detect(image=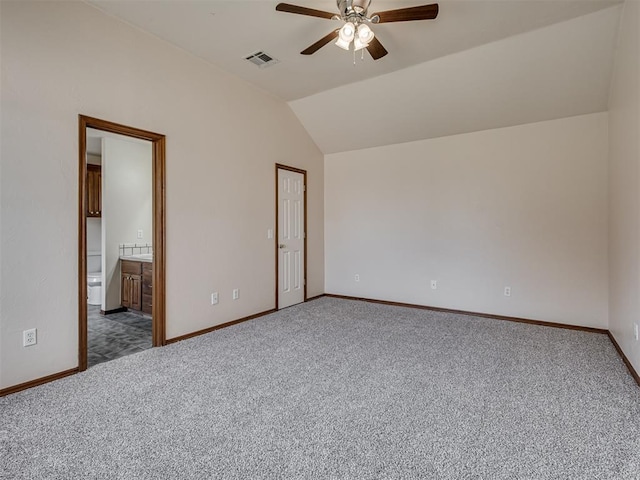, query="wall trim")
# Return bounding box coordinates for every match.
[2,298,320,394]
[166,308,278,344]
[100,307,127,315]
[324,293,608,334]
[325,293,640,387]
[305,294,325,302]
[607,331,640,387]
[167,295,325,345]
[4,295,637,395]
[0,368,79,397]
